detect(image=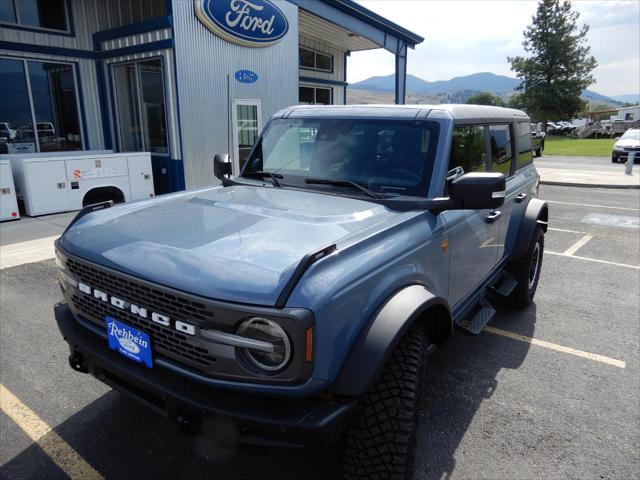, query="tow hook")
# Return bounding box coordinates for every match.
[68,352,89,373]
